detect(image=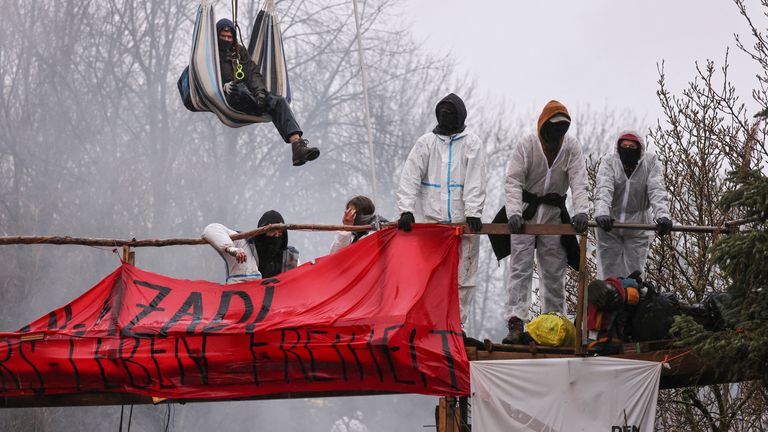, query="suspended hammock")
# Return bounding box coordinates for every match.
[178,0,292,128]
[249,0,292,103]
